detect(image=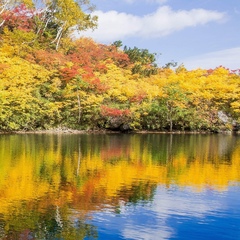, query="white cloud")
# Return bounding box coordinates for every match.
[148,0,168,4]
[123,0,135,3]
[182,47,240,70]
[78,6,225,43]
[121,186,223,240]
[80,10,141,41]
[144,0,169,4]
[122,226,172,240]
[124,0,168,4]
